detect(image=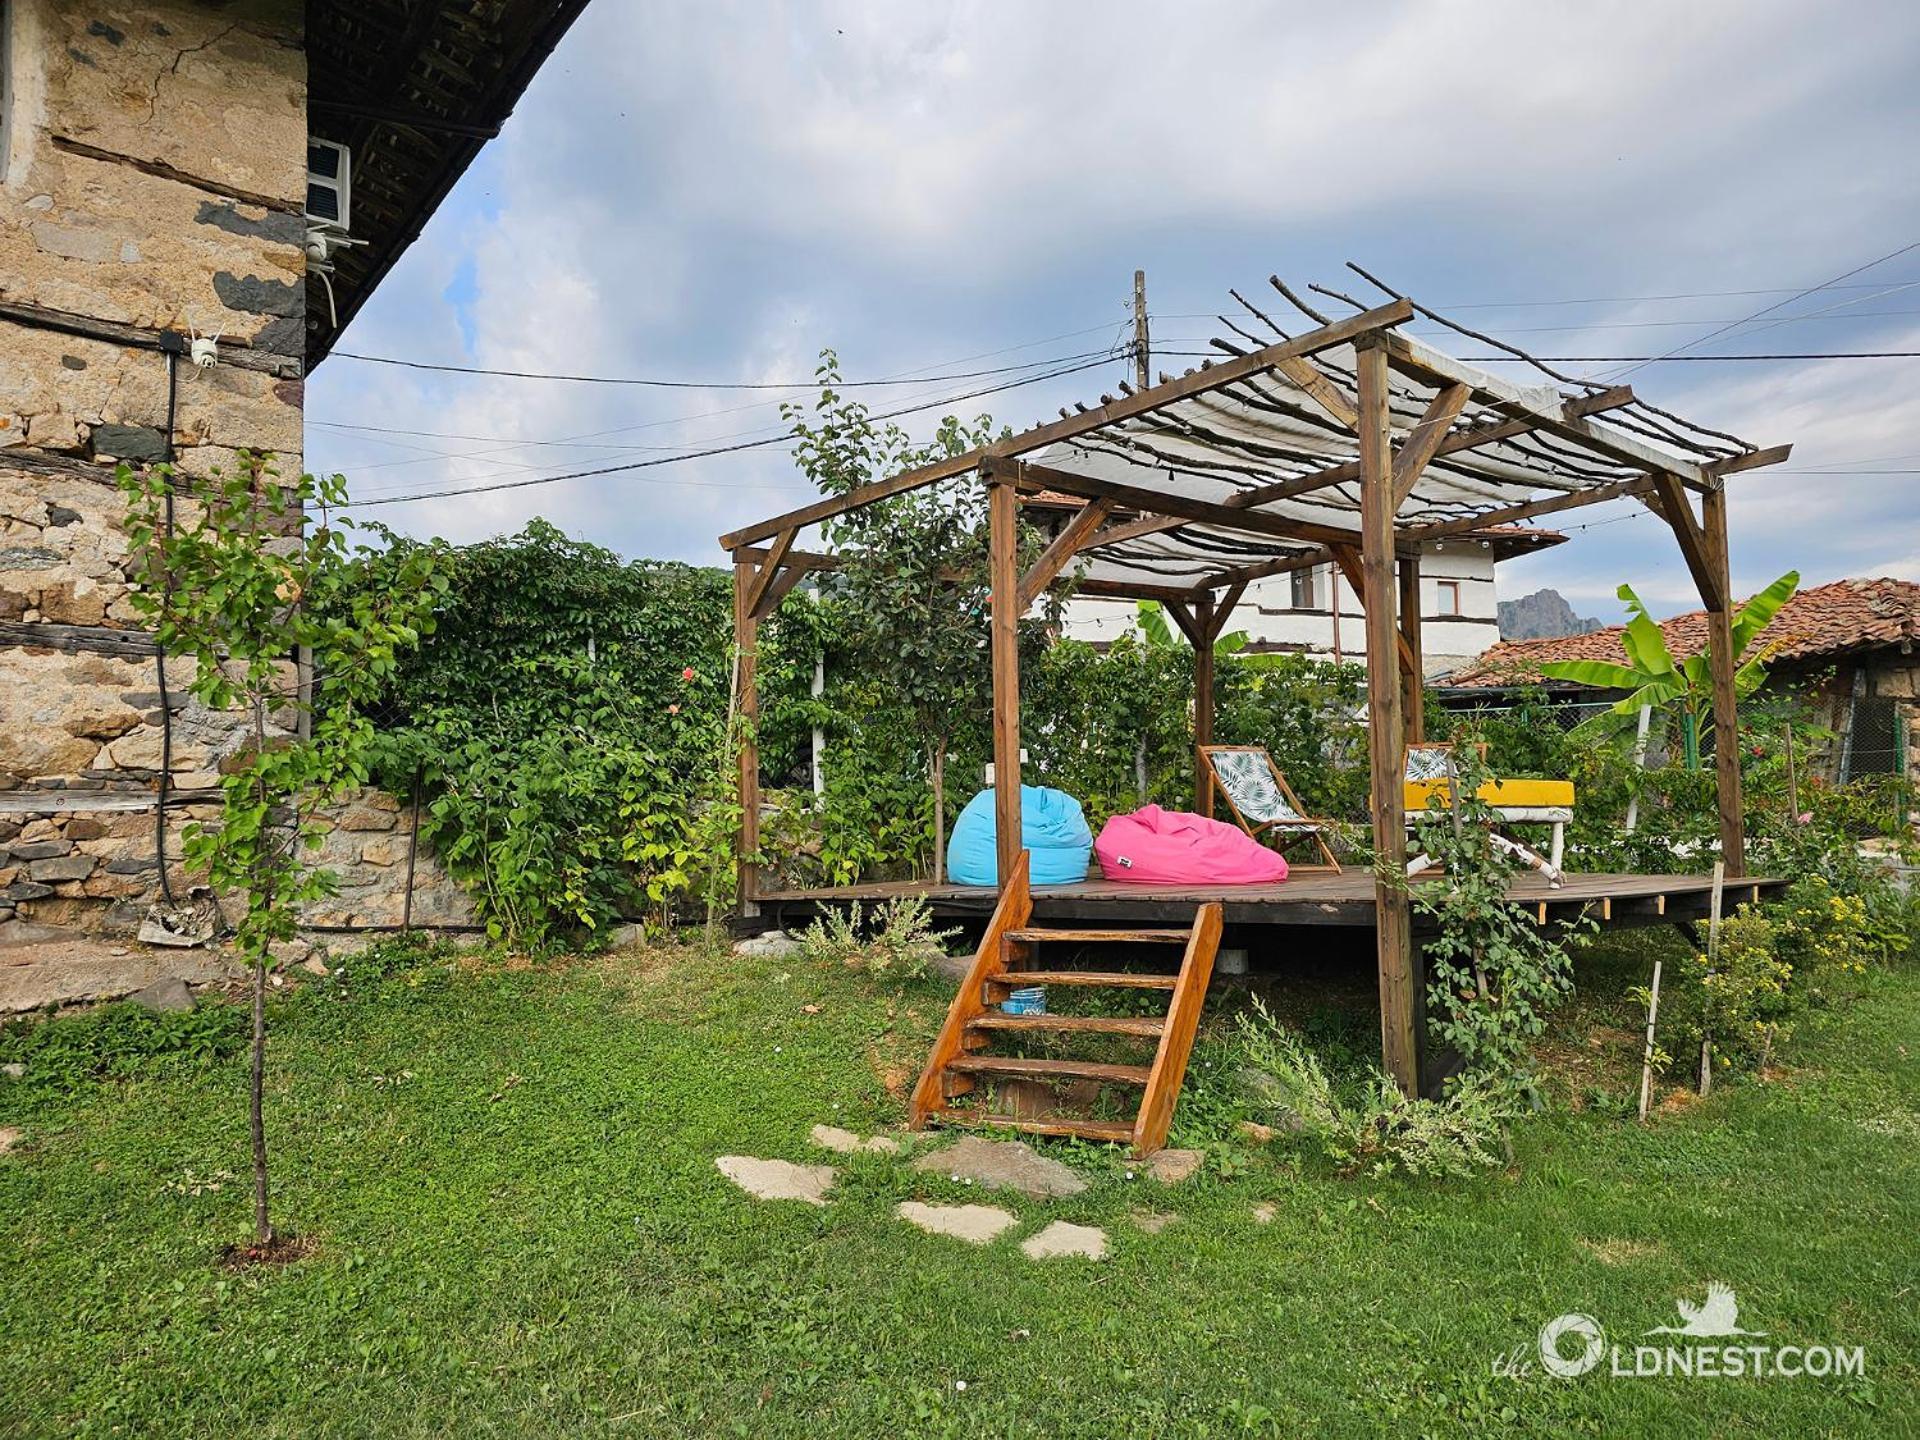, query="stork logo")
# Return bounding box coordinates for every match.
[1503,1286,1865,1381]
[1645,1281,1764,1339]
